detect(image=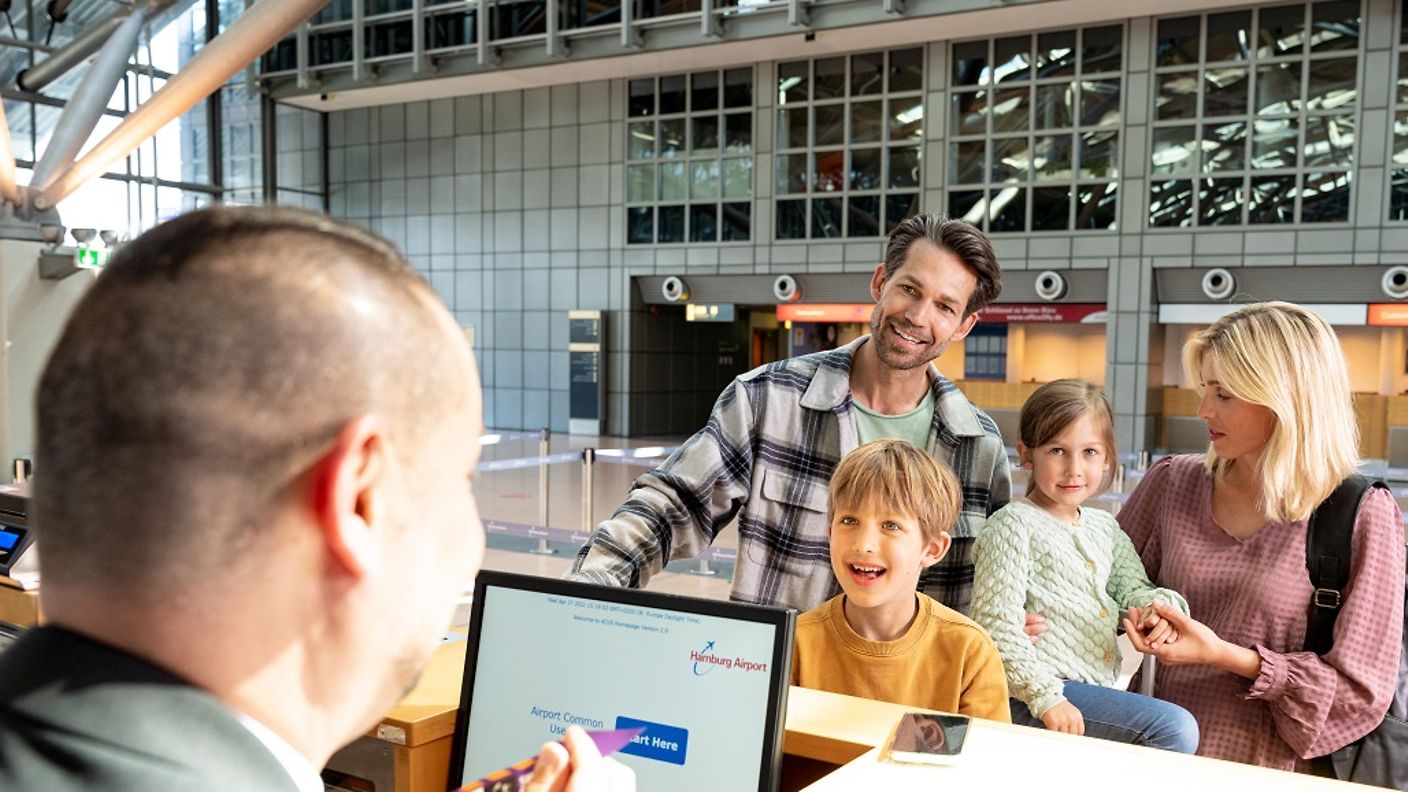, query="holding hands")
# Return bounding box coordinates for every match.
[1128,602,1180,647]
[1122,601,1262,679]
